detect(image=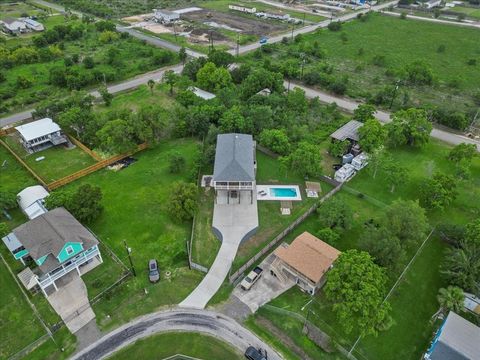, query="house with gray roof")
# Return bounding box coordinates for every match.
[2,208,102,296]
[213,133,256,204]
[424,311,480,360]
